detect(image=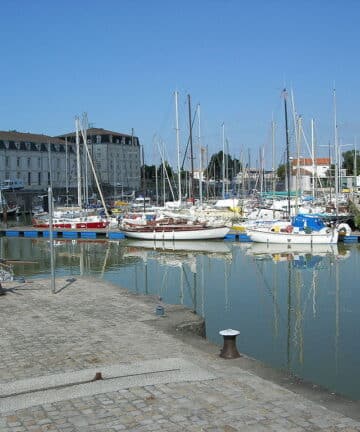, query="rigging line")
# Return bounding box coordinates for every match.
[181,104,198,170]
[181,264,196,306]
[159,266,170,298]
[252,258,286,324]
[294,261,325,322]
